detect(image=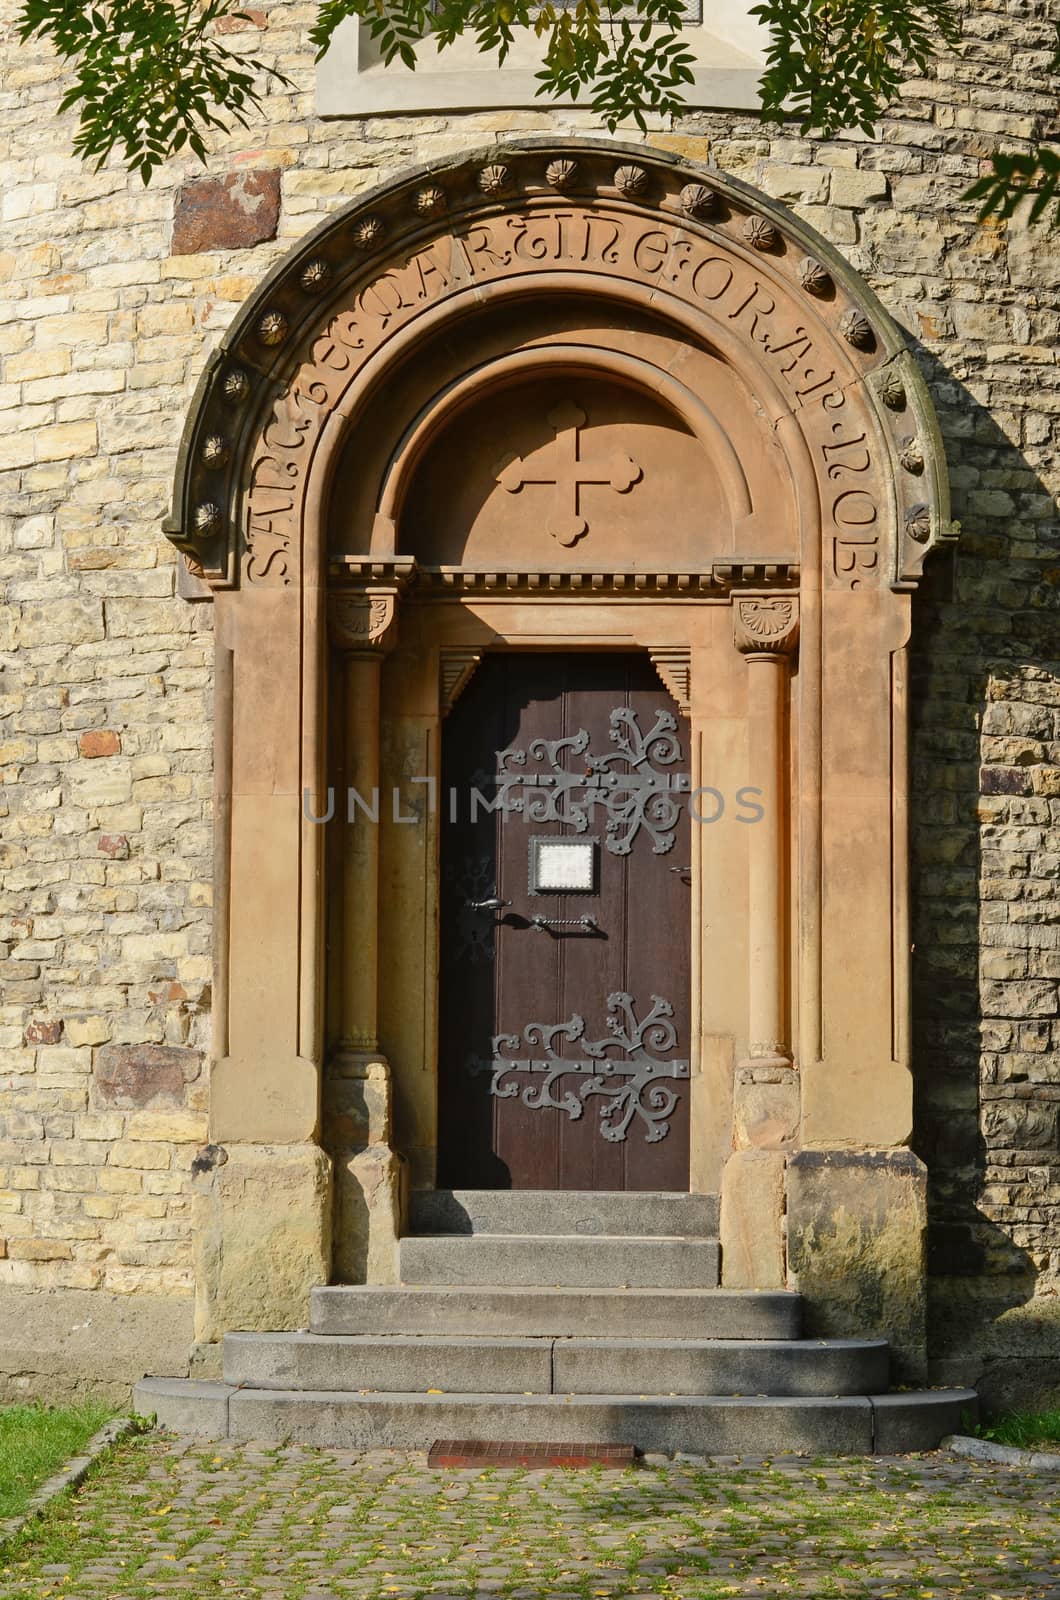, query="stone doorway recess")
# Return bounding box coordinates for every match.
[166,138,954,1387]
